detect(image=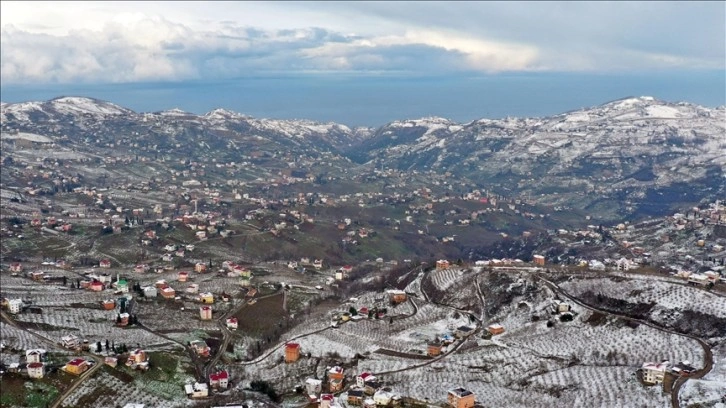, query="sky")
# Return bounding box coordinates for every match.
[1,1,724,126]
